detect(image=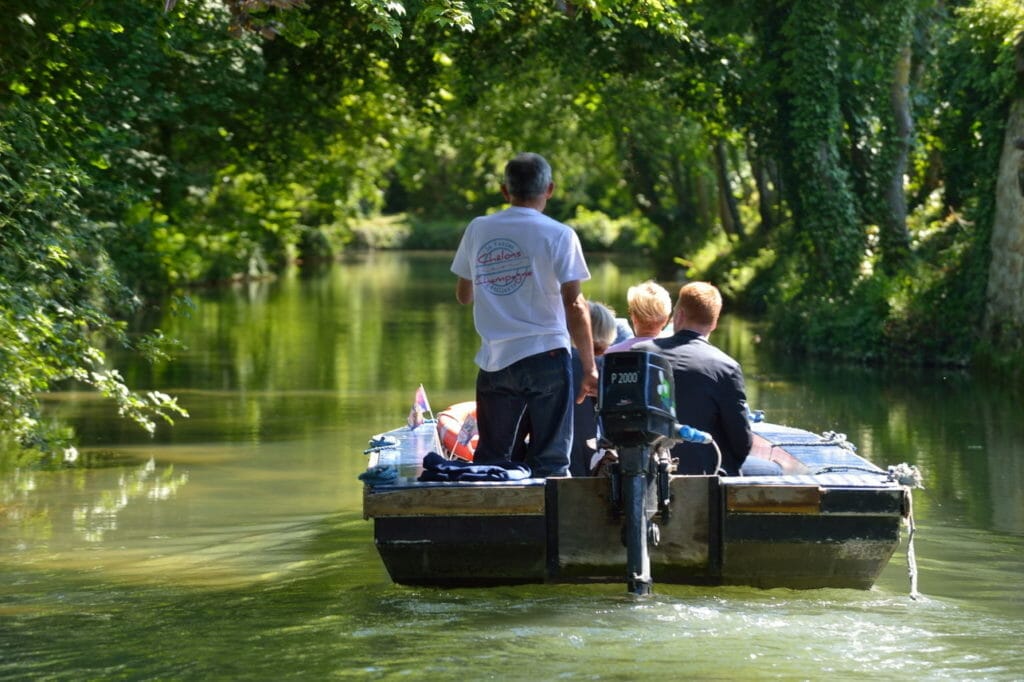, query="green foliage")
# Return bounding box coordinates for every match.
[342,214,478,251]
[312,206,663,255]
[688,162,992,366]
[687,233,781,312]
[2,0,1024,456]
[775,0,863,292]
[937,0,1024,212]
[349,0,514,40]
[767,254,983,367]
[349,214,413,250]
[0,101,188,455]
[771,278,892,363]
[760,203,988,365]
[405,218,469,251]
[188,169,317,279]
[568,207,623,251]
[729,0,1023,367]
[566,207,659,253]
[887,207,991,365]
